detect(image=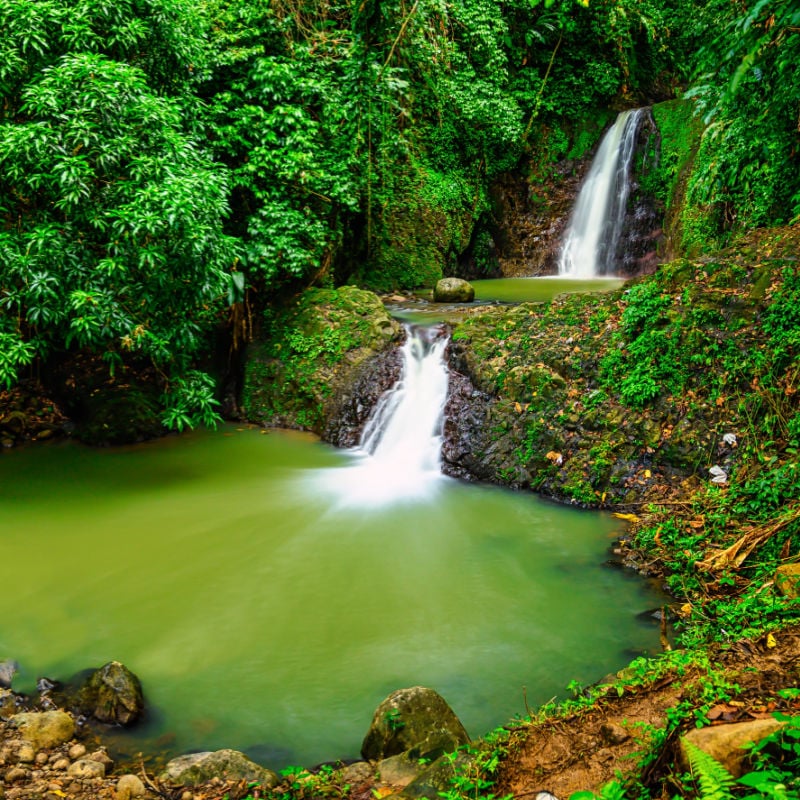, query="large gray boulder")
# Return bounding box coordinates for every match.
[162,749,279,788]
[77,661,144,725]
[361,686,470,761]
[12,710,75,749]
[433,278,475,303]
